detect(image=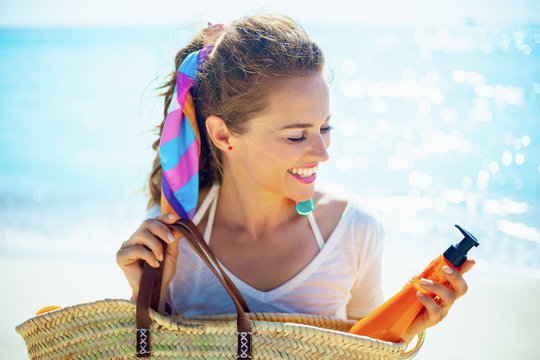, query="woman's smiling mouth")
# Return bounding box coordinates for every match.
[288,164,318,183]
